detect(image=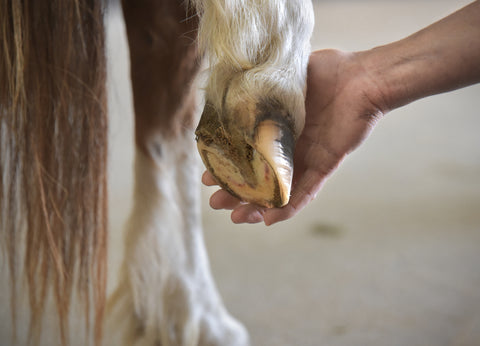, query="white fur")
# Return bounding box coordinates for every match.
[195,0,314,135]
[107,134,249,346]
